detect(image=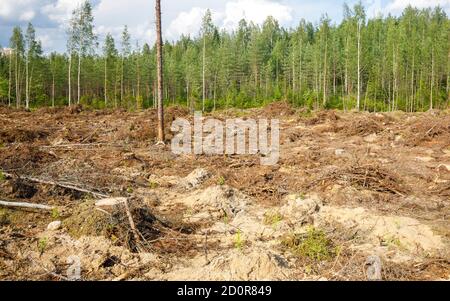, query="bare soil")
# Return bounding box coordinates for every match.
[0,103,449,281]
